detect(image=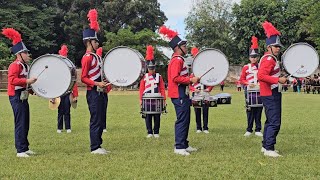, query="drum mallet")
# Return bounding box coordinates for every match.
[287,65,304,78]
[200,66,214,79]
[37,65,48,78]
